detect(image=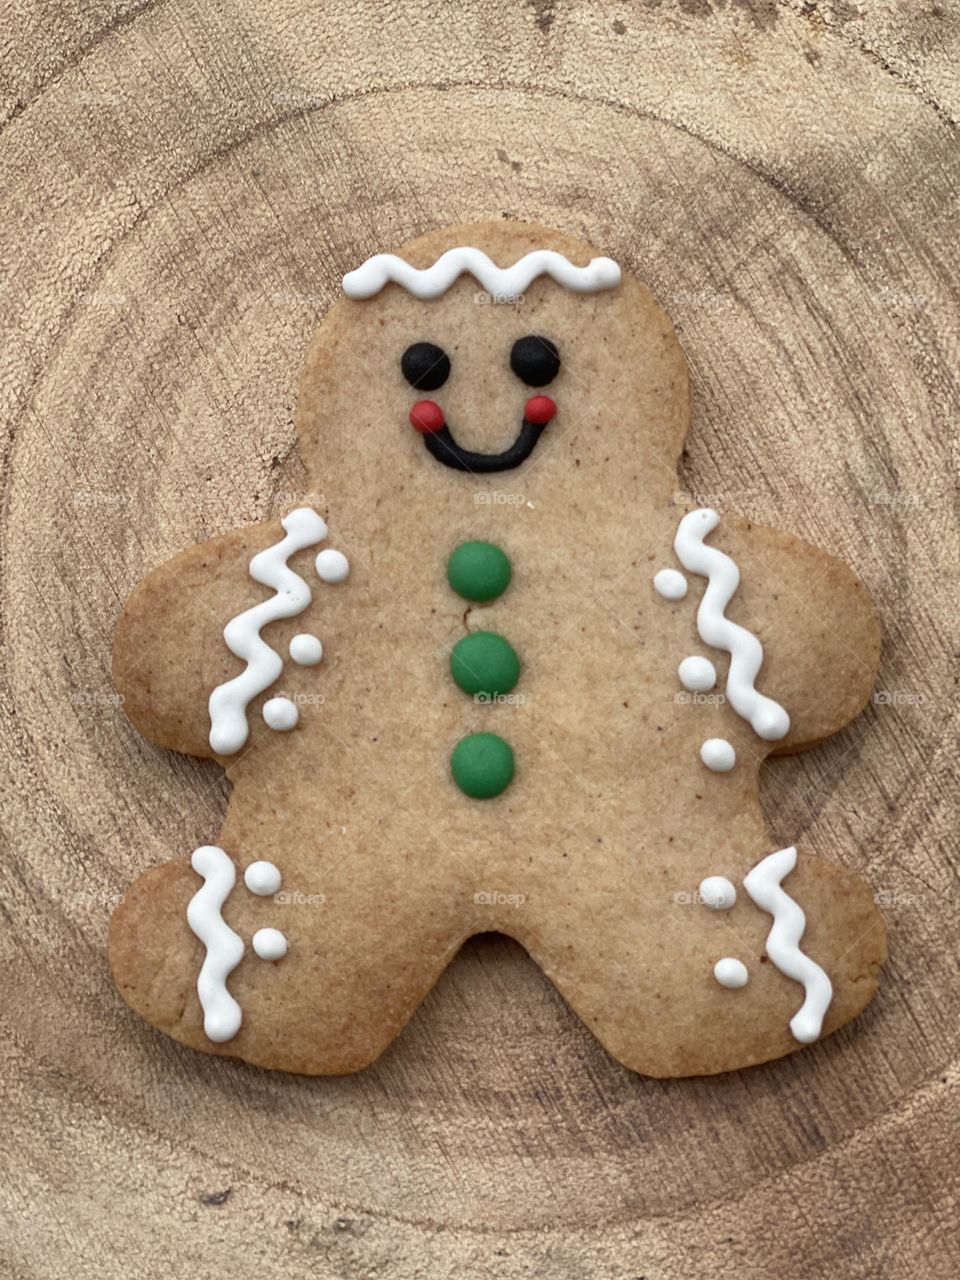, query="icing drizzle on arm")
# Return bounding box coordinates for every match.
[342,247,621,300]
[186,846,245,1043]
[673,508,790,742]
[743,846,833,1043]
[208,508,328,754]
